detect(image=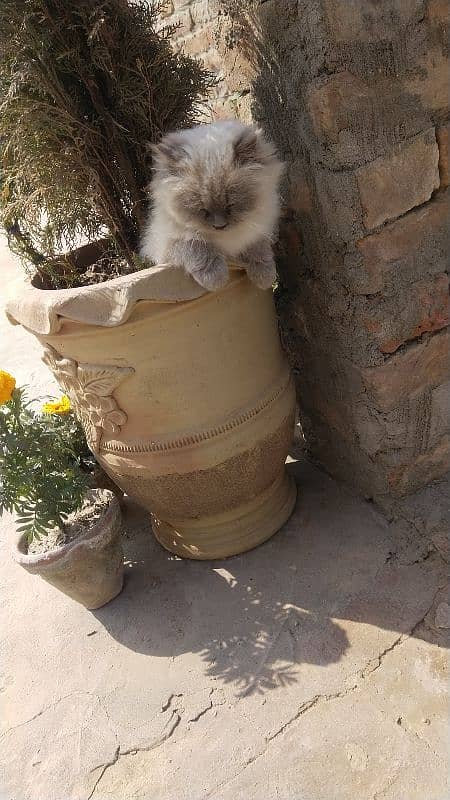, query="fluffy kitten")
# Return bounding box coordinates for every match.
[140,120,284,291]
